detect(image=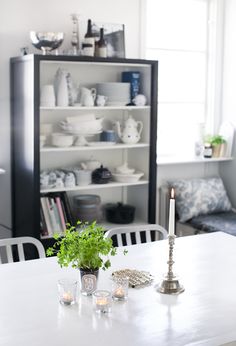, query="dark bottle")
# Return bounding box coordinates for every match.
[203,143,213,158]
[84,19,95,55]
[85,19,93,38]
[96,28,107,58]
